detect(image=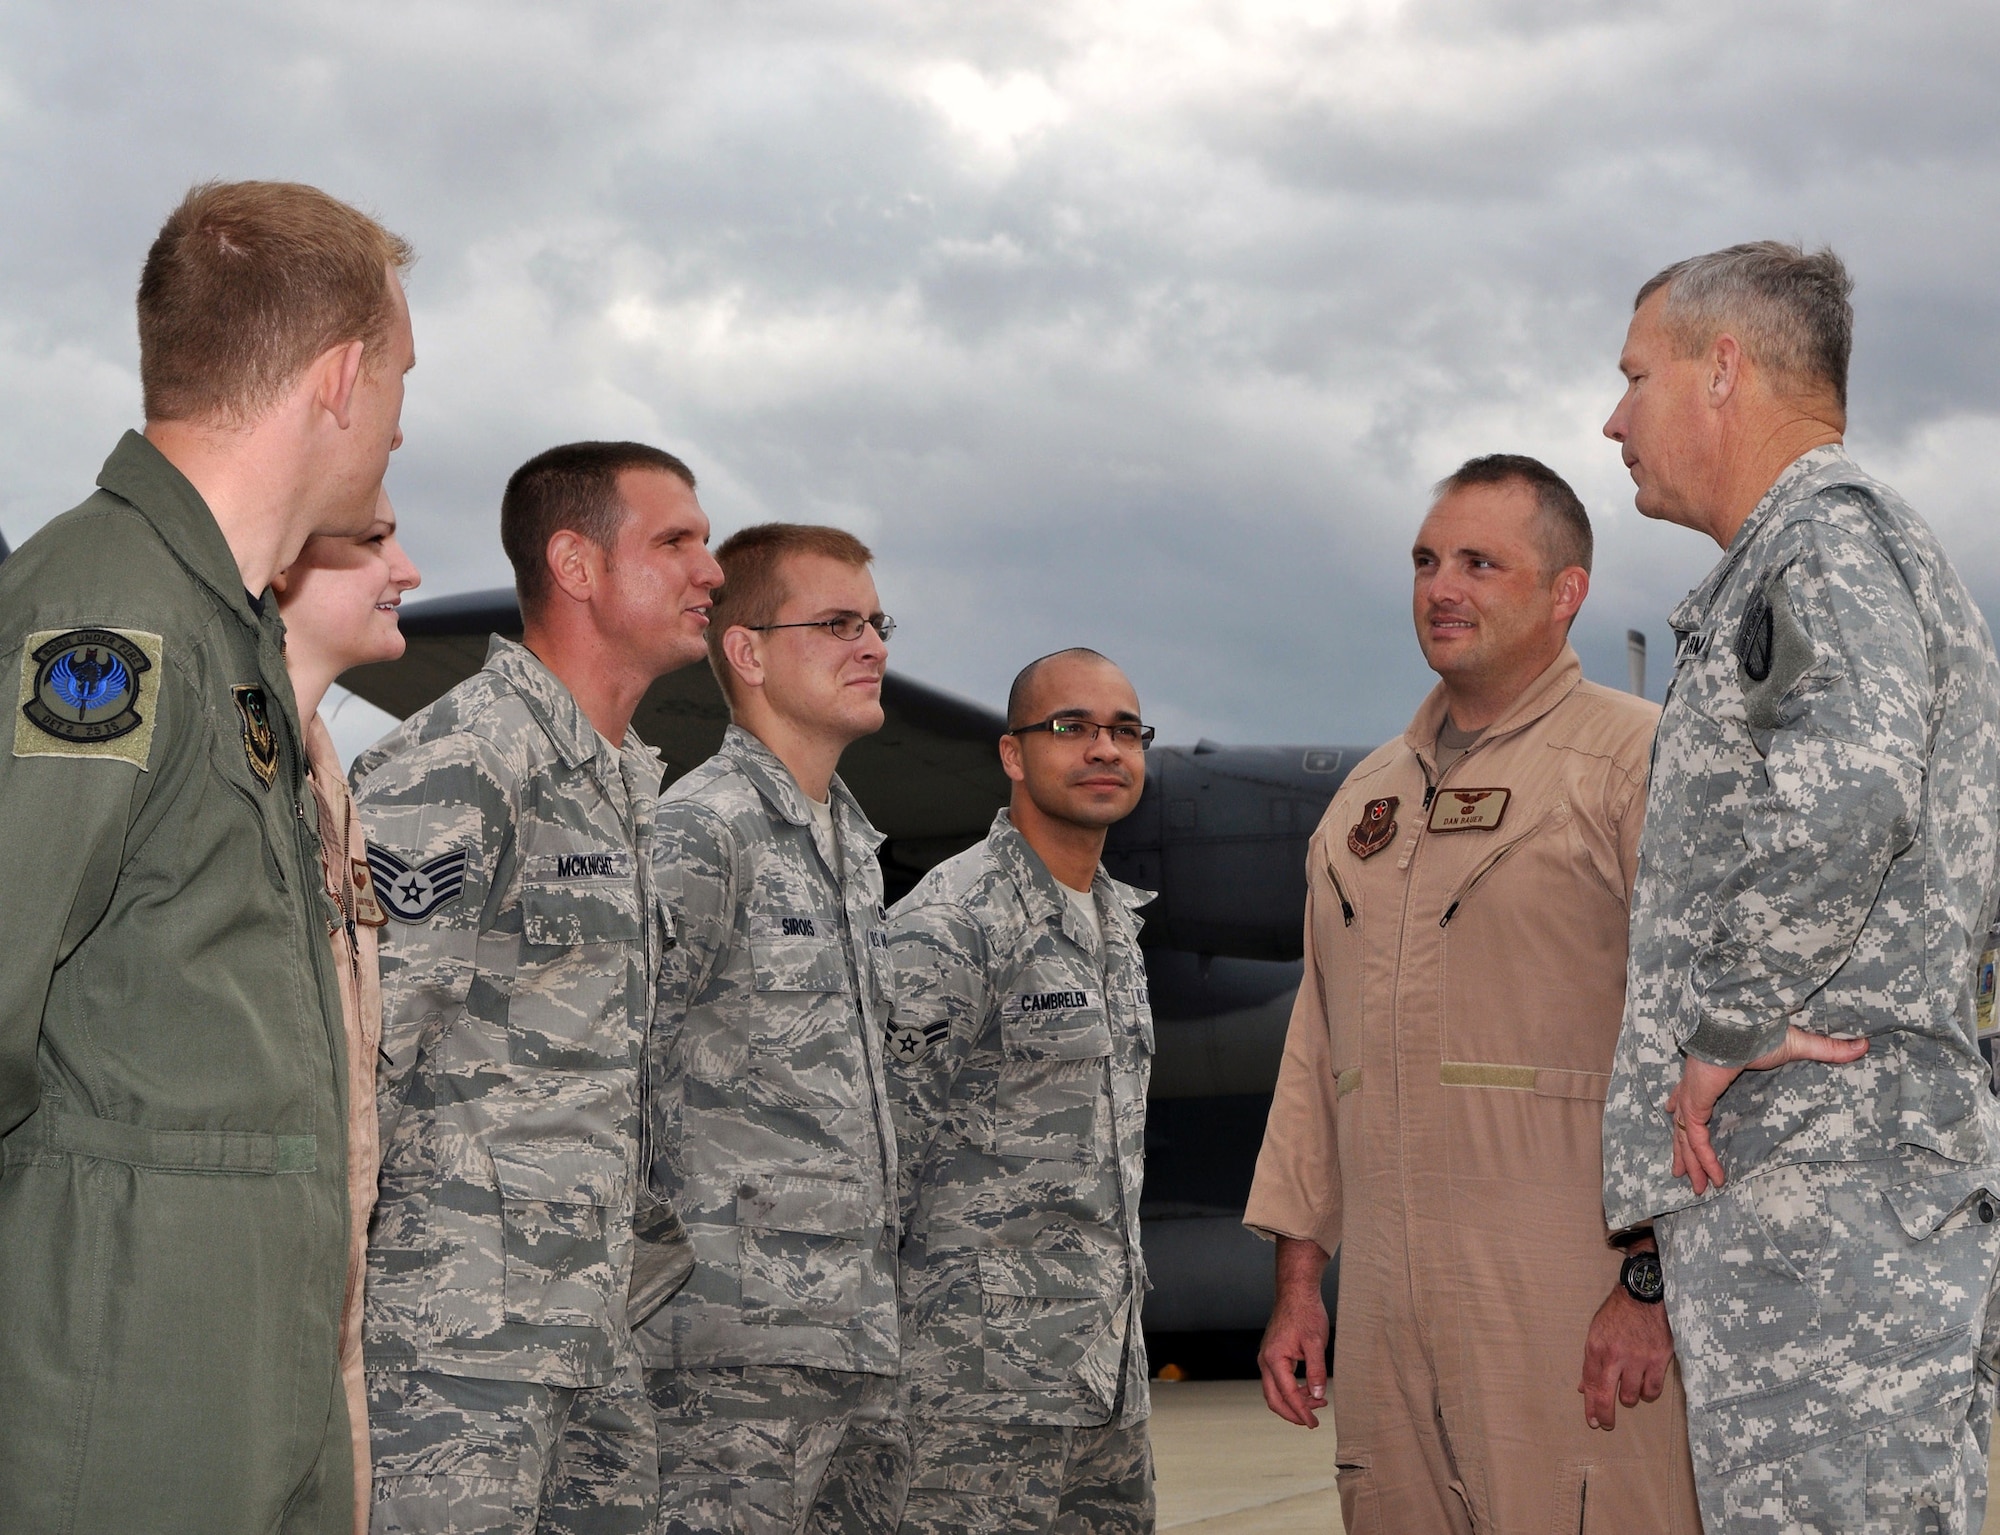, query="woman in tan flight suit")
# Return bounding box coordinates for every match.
[274,488,422,1535]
